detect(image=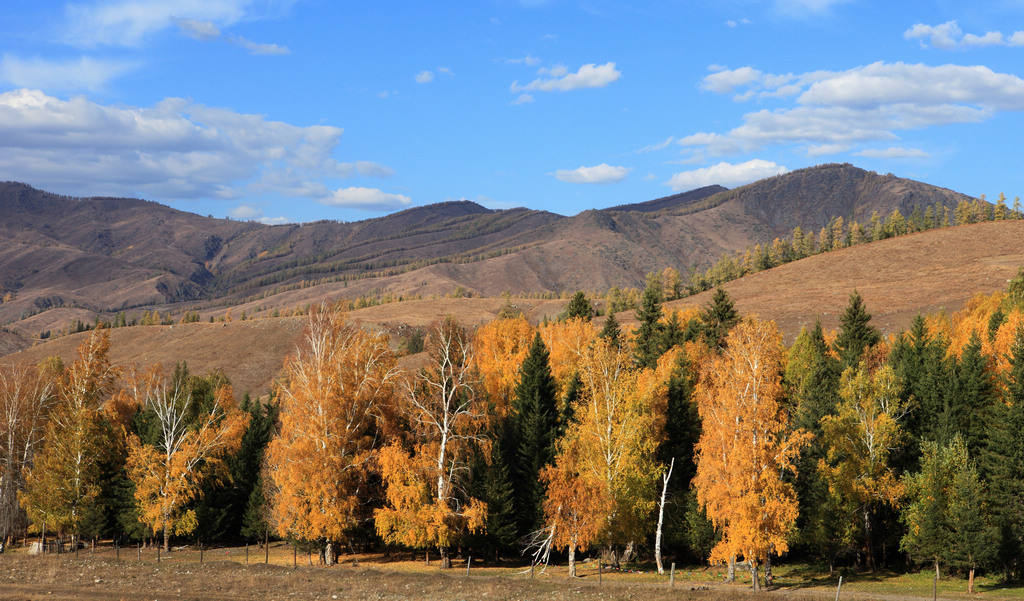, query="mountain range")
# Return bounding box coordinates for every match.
[0,163,975,354]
